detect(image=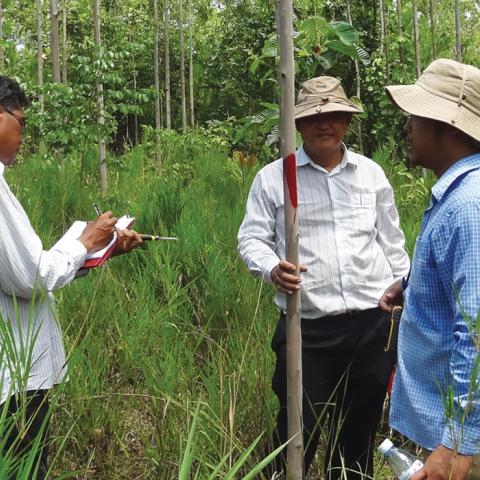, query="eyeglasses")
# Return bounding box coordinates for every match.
[4,108,26,130]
